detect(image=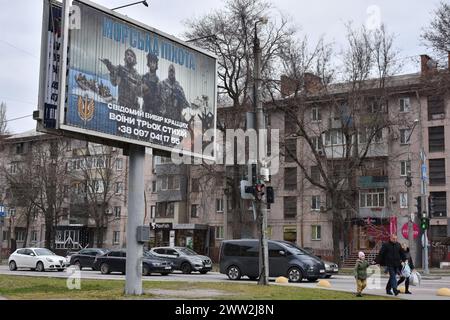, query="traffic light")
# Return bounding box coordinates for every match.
[415,196,422,218]
[266,186,274,204]
[428,195,436,216]
[420,217,430,230]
